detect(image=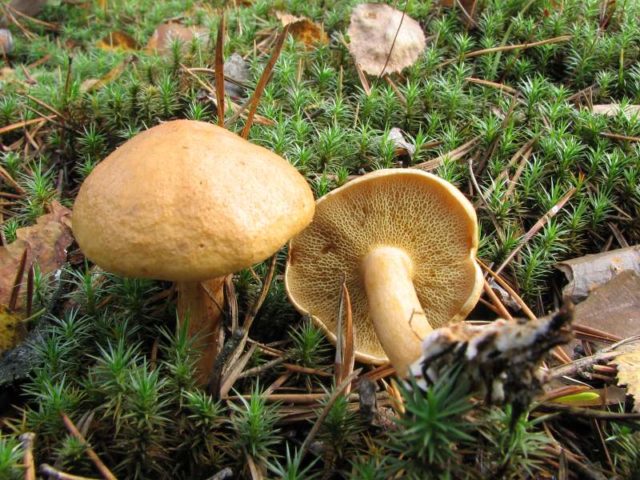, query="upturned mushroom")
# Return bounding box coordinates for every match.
[285,169,483,376]
[73,120,315,383]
